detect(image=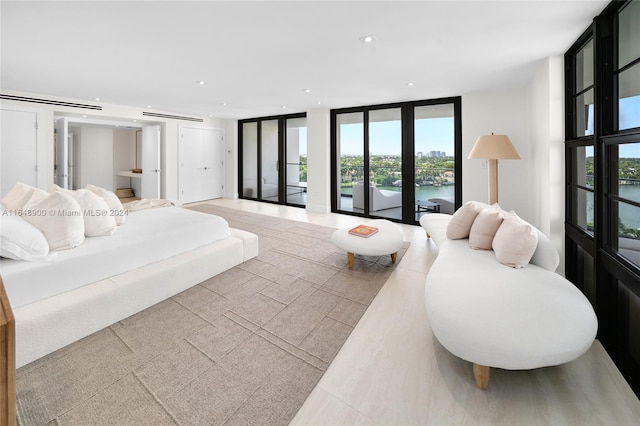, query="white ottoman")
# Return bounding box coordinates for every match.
[331,219,403,268]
